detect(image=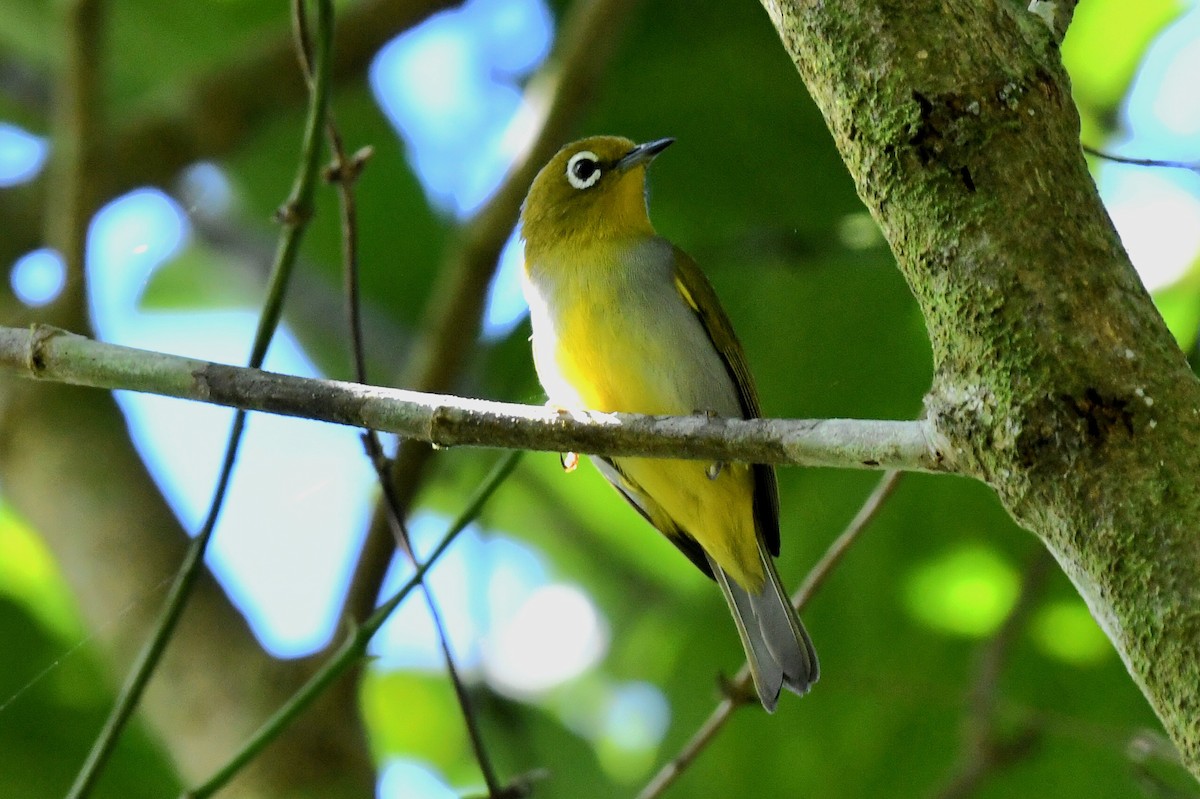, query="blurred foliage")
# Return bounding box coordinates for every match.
[0,505,180,798]
[1152,253,1200,354]
[1062,0,1185,134]
[0,0,1195,797]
